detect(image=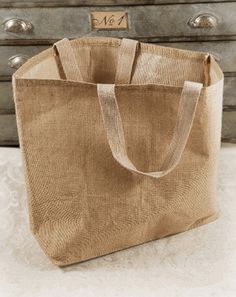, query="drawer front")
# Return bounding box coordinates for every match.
[0,45,49,77]
[222,110,236,142]
[161,41,236,74]
[0,114,18,145]
[0,82,14,111]
[1,1,232,8]
[224,77,236,106]
[1,4,236,42]
[1,41,236,77]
